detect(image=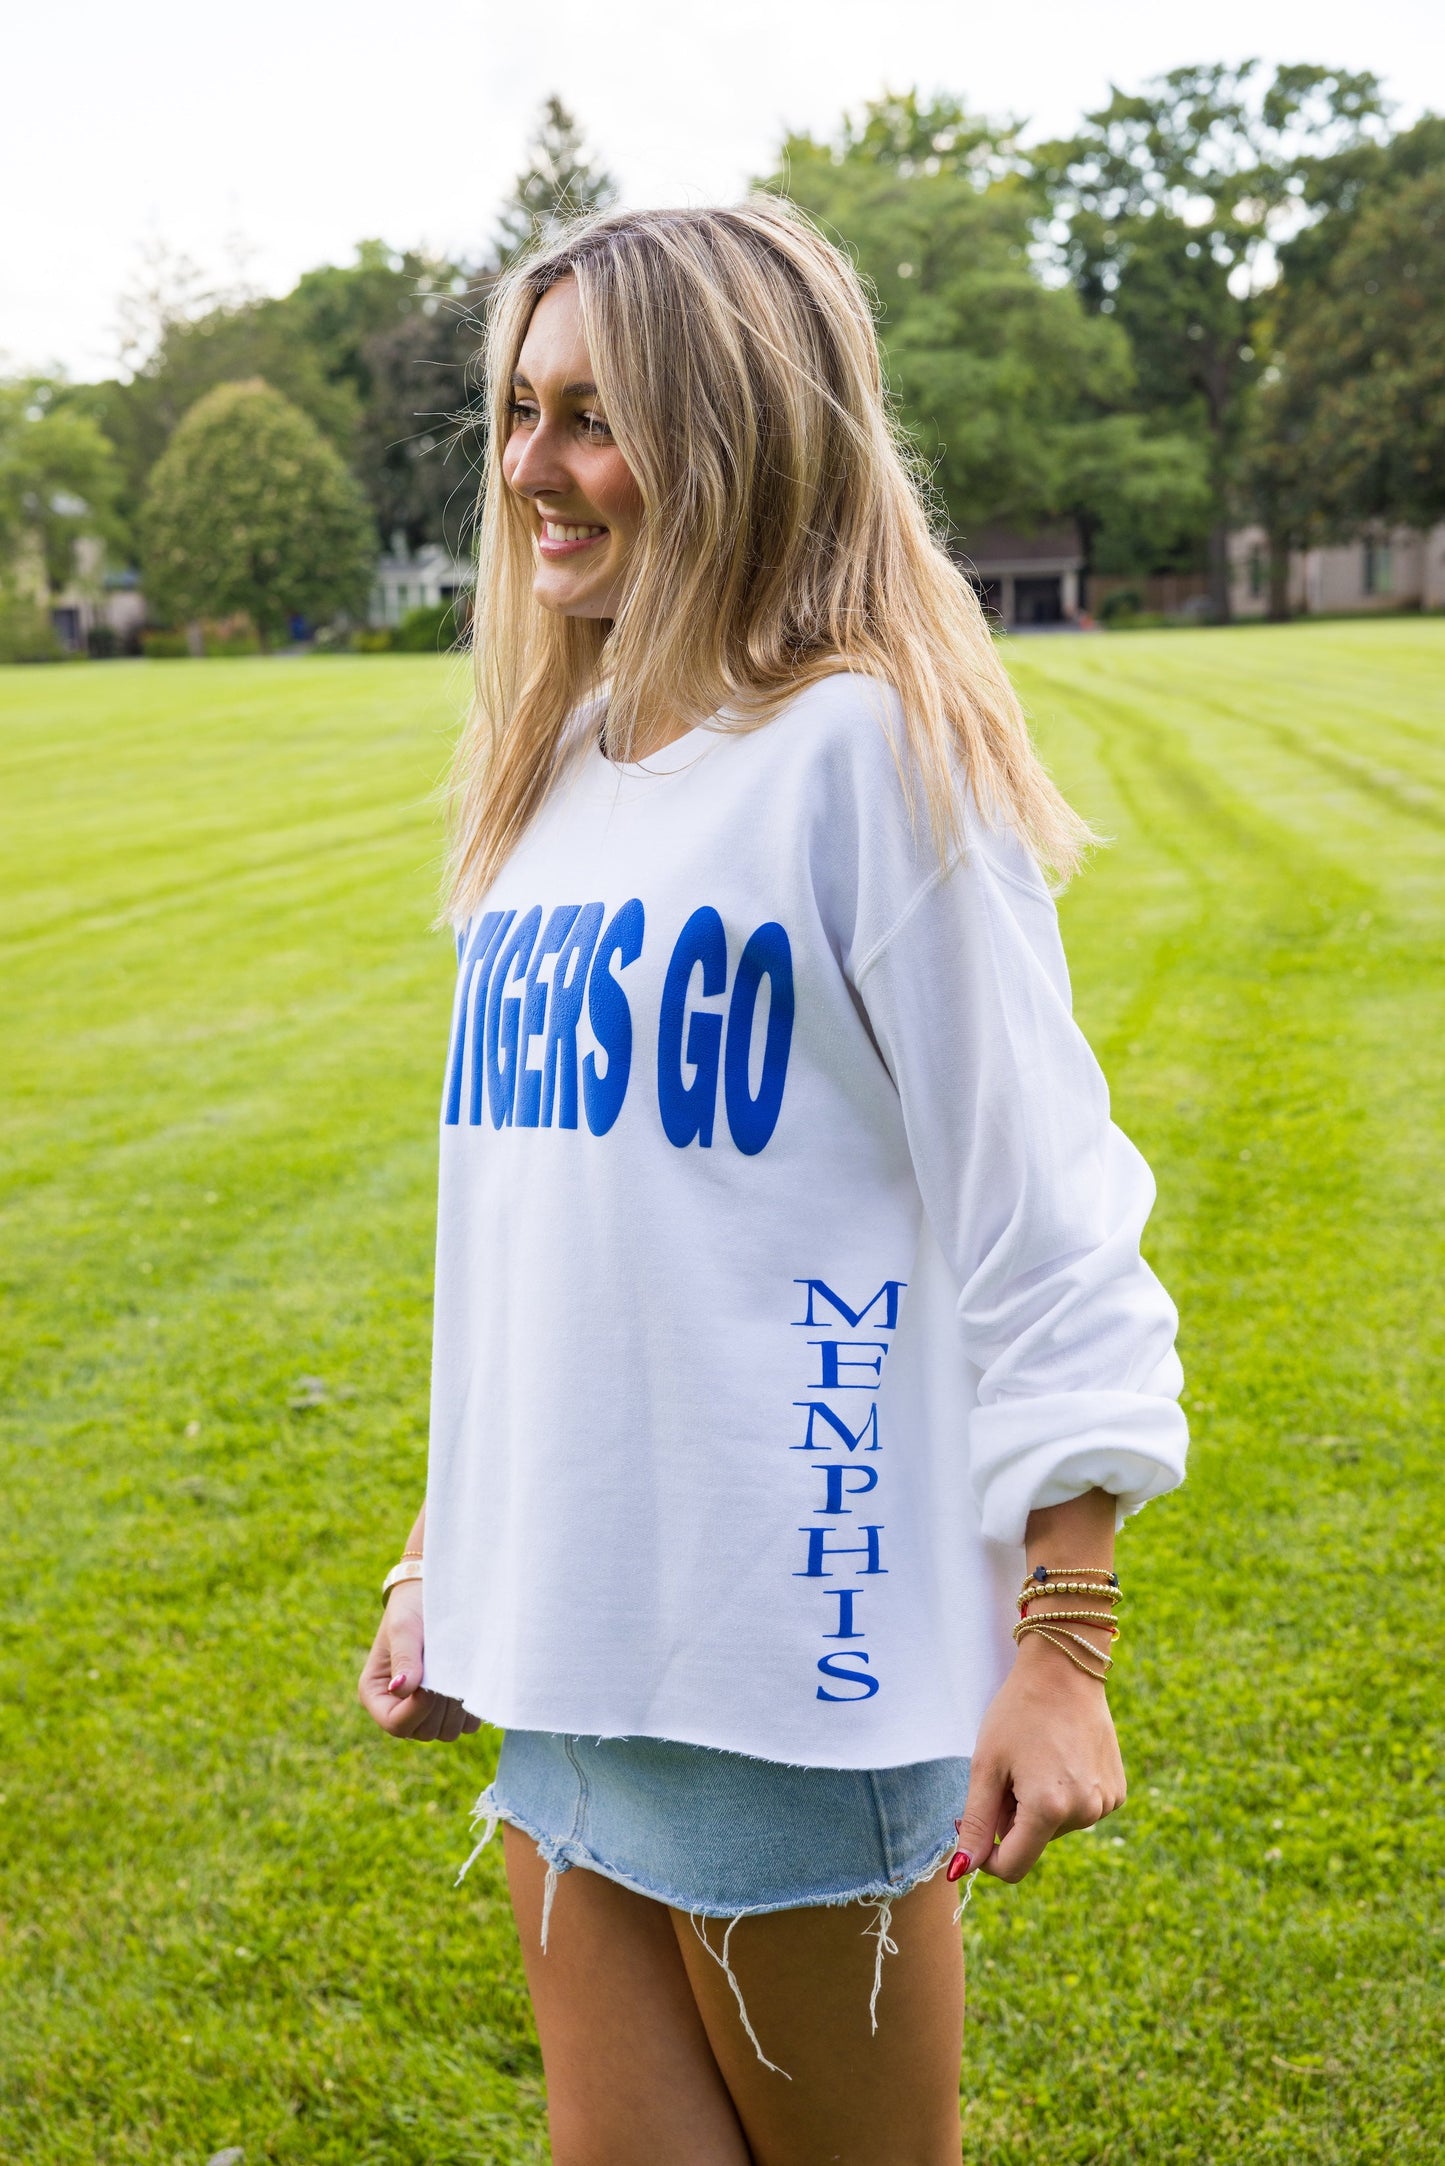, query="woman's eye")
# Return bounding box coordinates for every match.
[507,400,539,426]
[580,412,613,440]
